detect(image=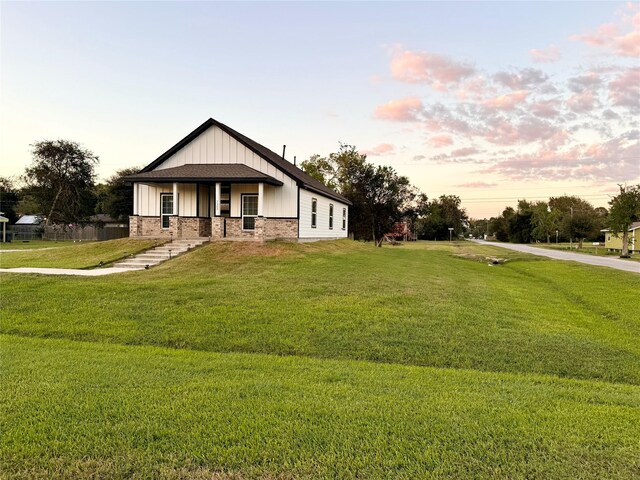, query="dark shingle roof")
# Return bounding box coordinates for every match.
[139,118,351,205]
[125,164,283,186]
